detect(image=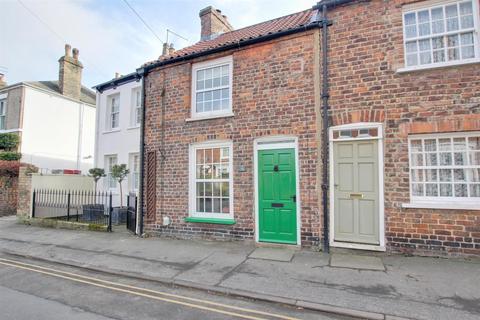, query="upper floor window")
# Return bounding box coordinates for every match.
[408,133,480,206]
[132,88,141,127]
[108,94,120,130]
[403,0,479,69]
[0,99,6,130]
[191,56,232,119]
